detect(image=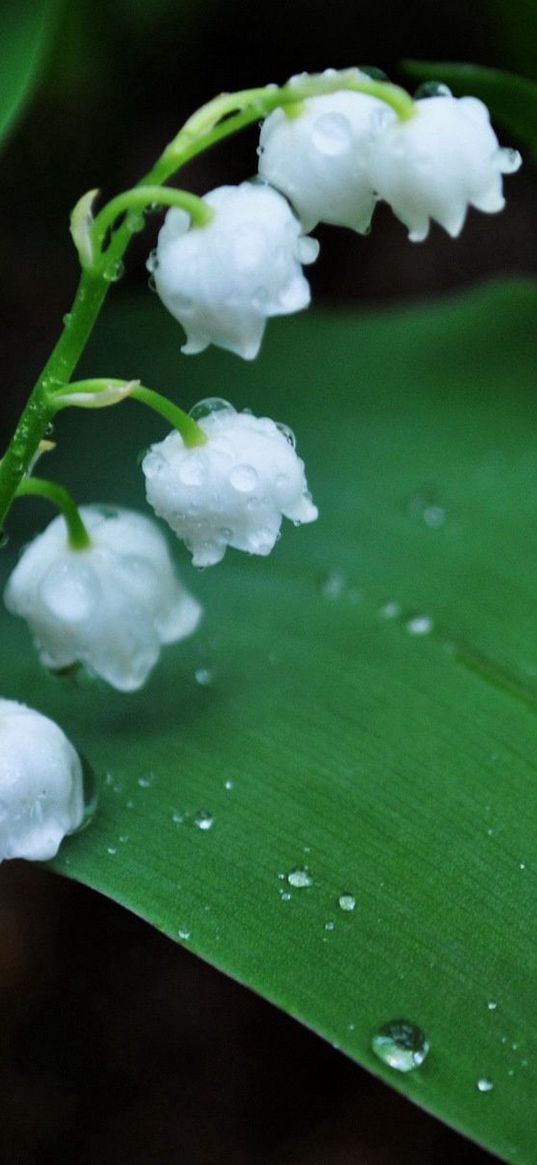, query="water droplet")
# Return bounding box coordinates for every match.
[107,846,117,856]
[414,81,452,99]
[311,112,353,155]
[189,397,235,423]
[230,464,258,493]
[487,1001,497,1011]
[275,421,296,448]
[224,780,234,791]
[406,615,433,636]
[119,834,129,844]
[519,862,526,871]
[172,810,185,825]
[324,920,335,931]
[371,1019,430,1073]
[195,667,214,686]
[423,505,446,528]
[103,259,125,283]
[138,772,156,788]
[194,810,214,831]
[379,600,401,619]
[477,1077,494,1093]
[321,568,345,600]
[287,867,312,888]
[179,454,206,486]
[126,210,145,233]
[178,927,191,940]
[77,754,99,830]
[338,893,356,912]
[499,147,522,174]
[63,312,73,327]
[360,65,390,82]
[280,890,292,902]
